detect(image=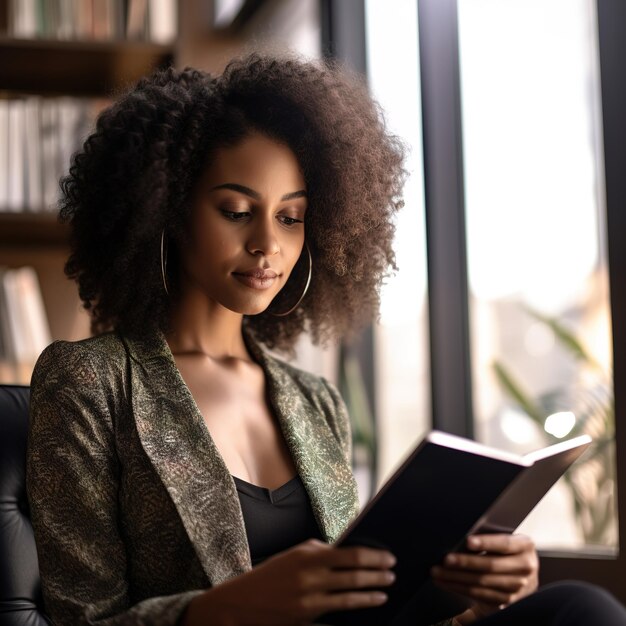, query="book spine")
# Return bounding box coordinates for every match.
[7,98,25,212]
[0,267,15,365]
[0,100,8,208]
[2,268,28,366]
[24,97,43,211]
[0,266,18,383]
[126,0,148,40]
[40,99,55,211]
[148,0,177,44]
[15,266,52,360]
